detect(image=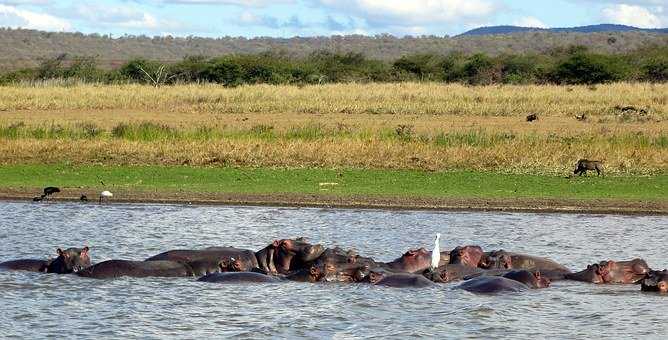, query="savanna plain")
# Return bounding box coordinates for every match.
[0,82,666,212]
